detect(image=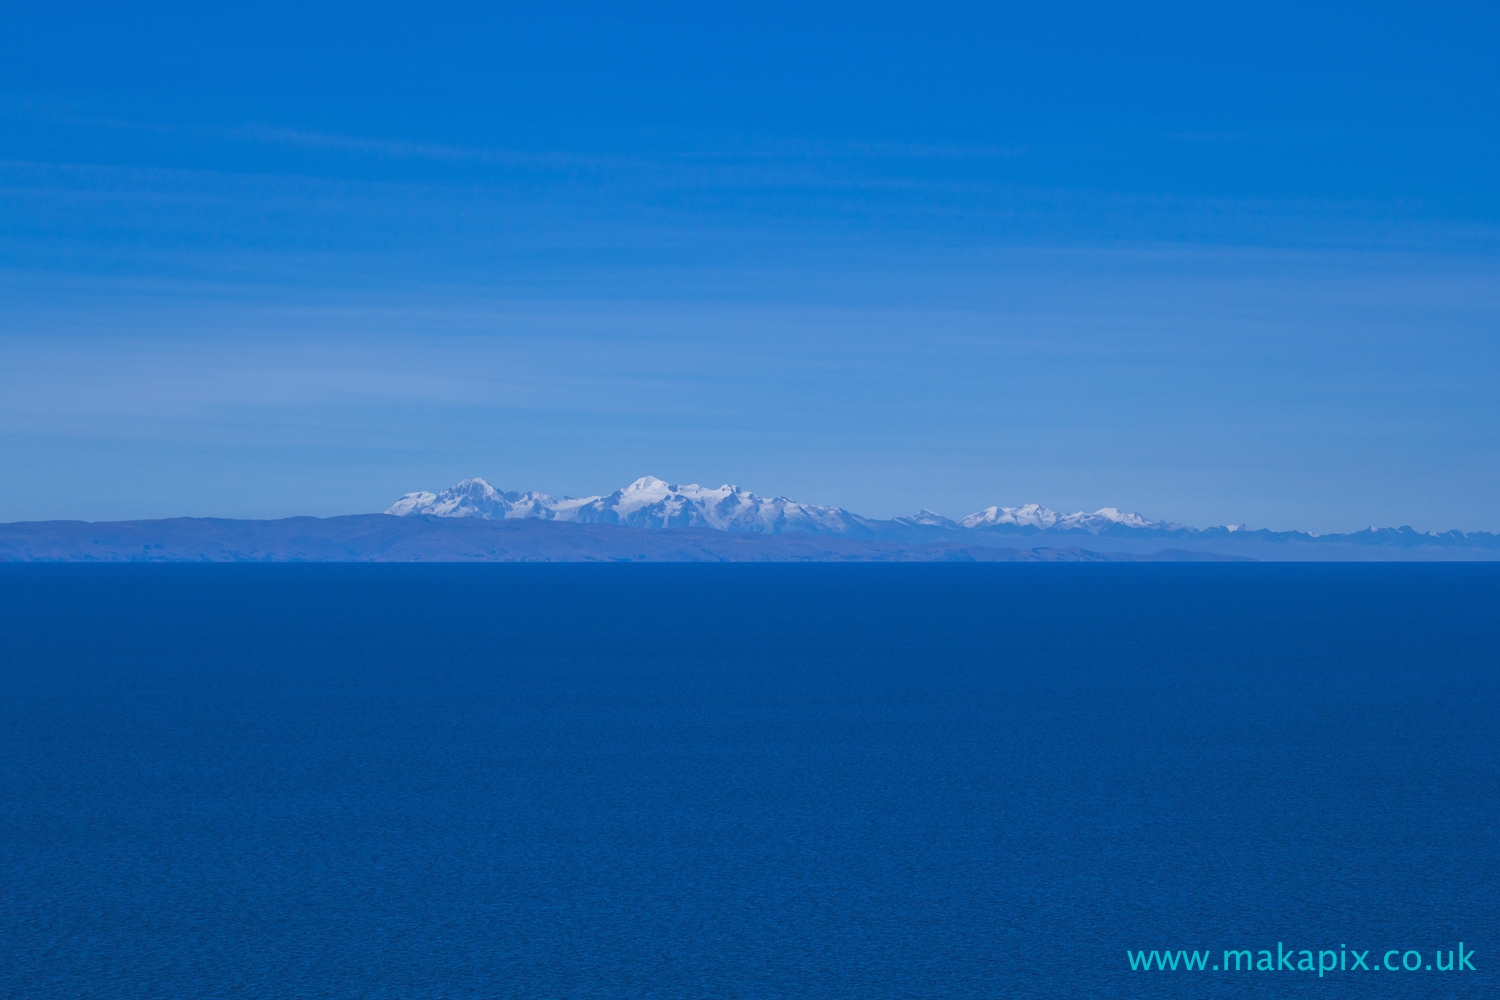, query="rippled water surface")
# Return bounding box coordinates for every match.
[2,563,1496,998]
